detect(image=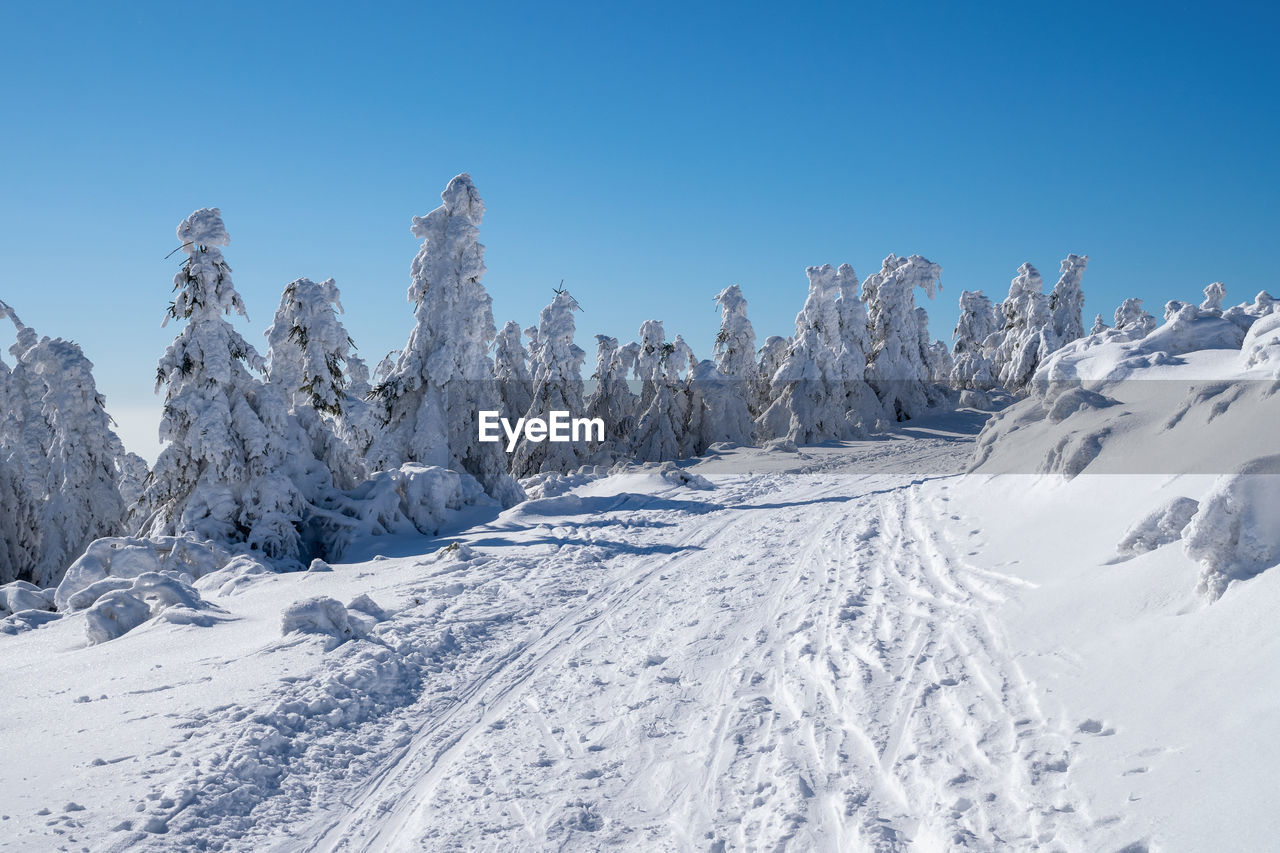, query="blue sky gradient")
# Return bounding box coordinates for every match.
[1,0,1276,459]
